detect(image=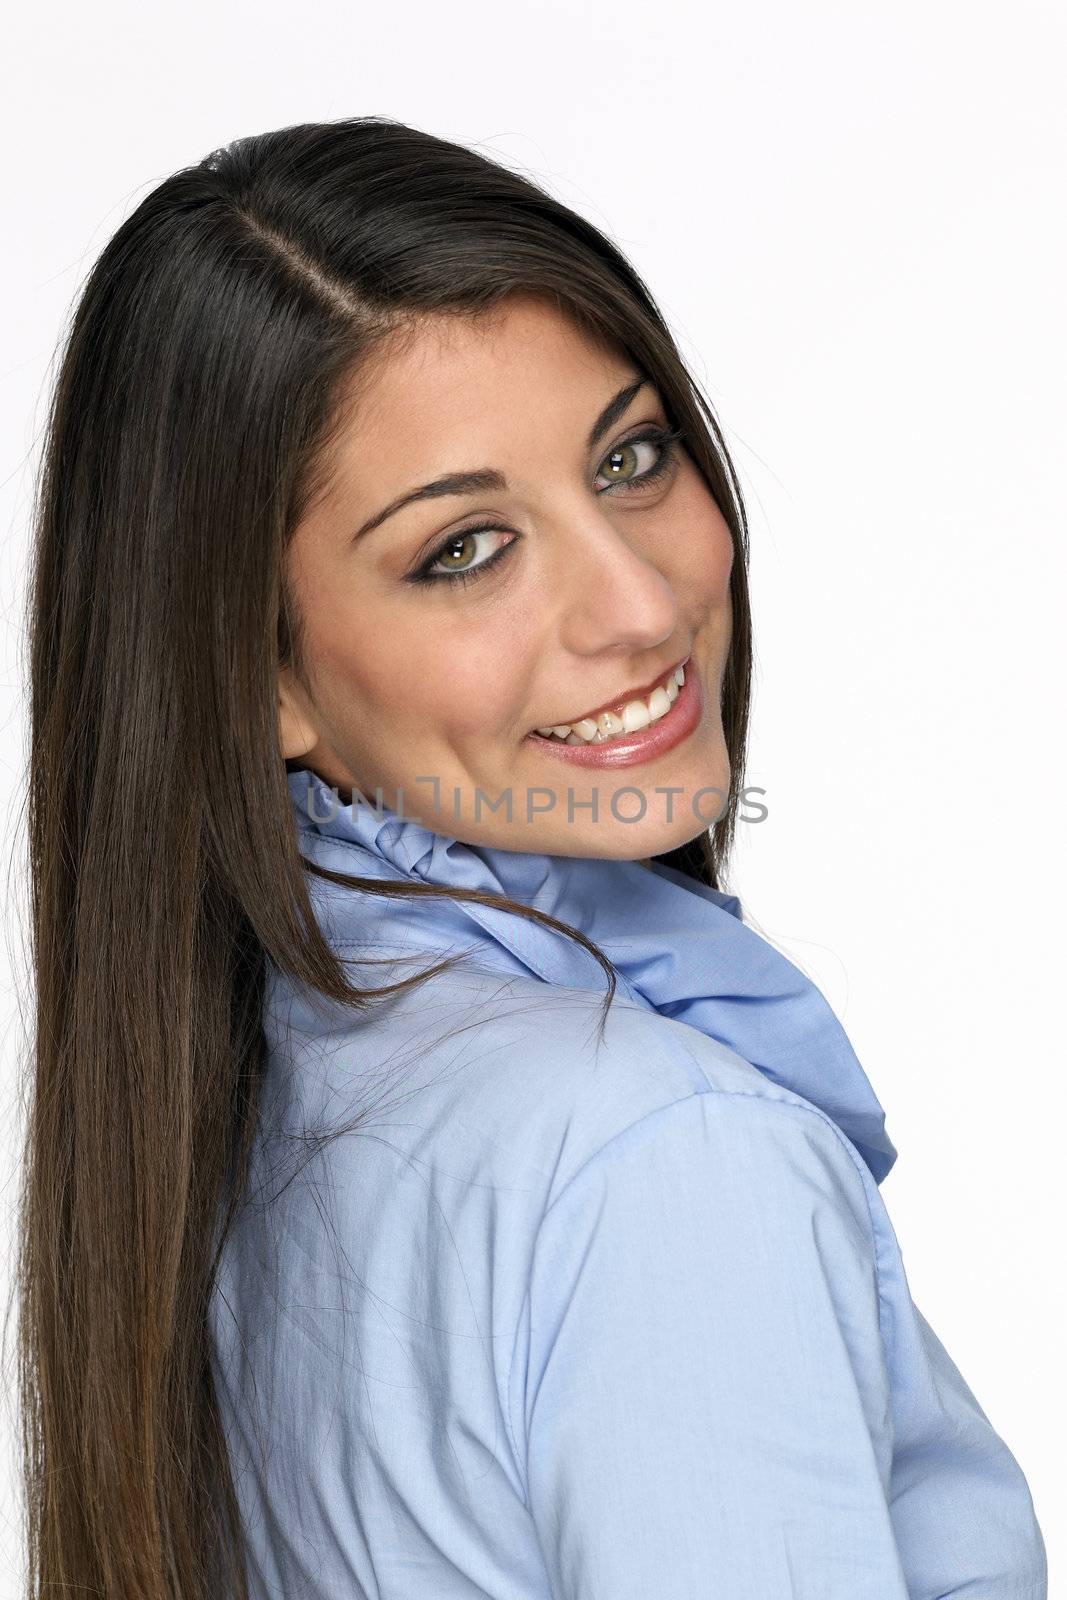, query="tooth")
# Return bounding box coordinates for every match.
[621,699,651,733]
[648,687,672,722]
[540,667,686,745]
